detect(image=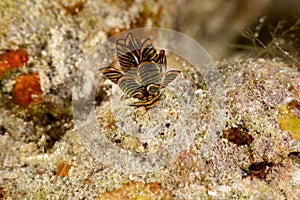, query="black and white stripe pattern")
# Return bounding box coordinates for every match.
[100,32,181,110]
